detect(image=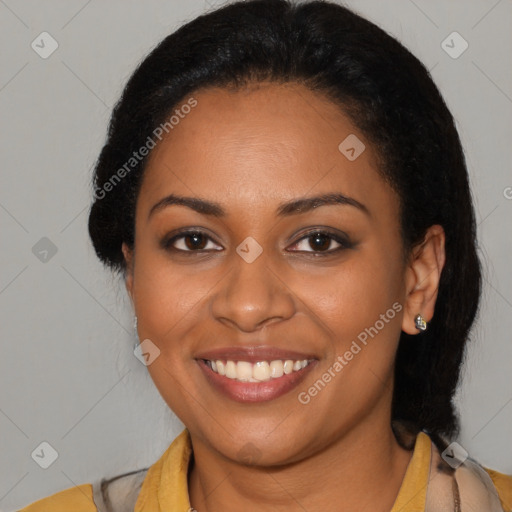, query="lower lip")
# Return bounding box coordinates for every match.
[197,359,317,403]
